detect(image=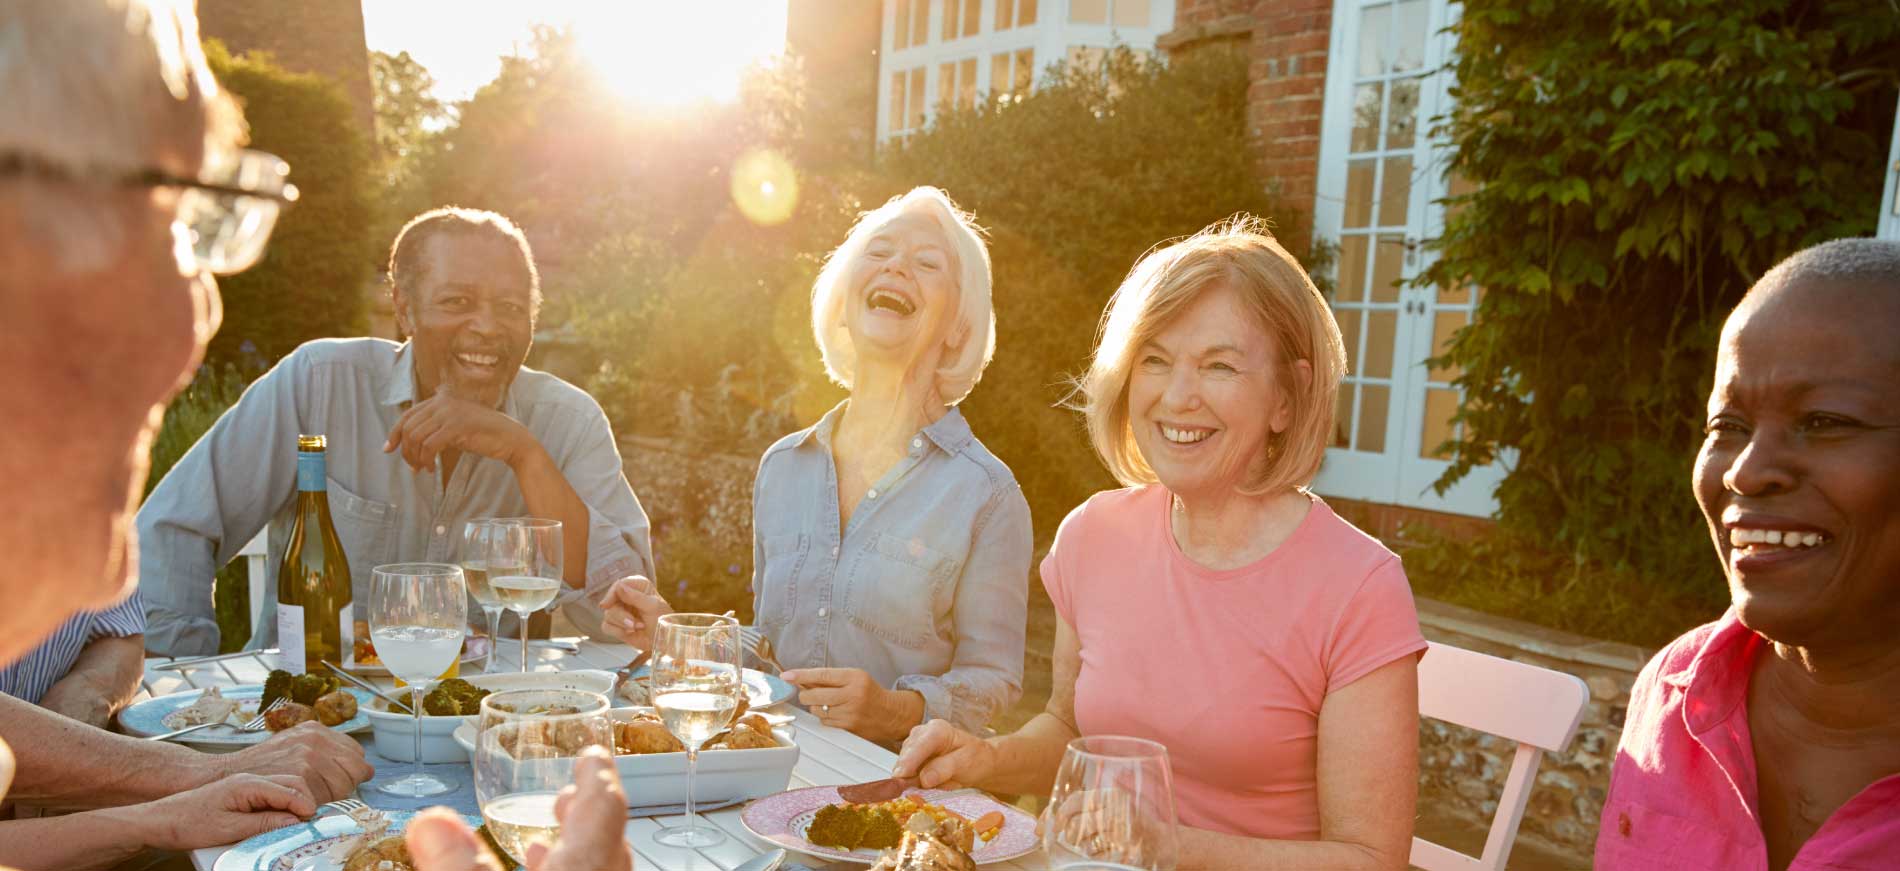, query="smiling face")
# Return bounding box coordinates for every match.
[1126,282,1297,501]
[841,211,960,379]
[395,233,536,405]
[1694,278,1900,648]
